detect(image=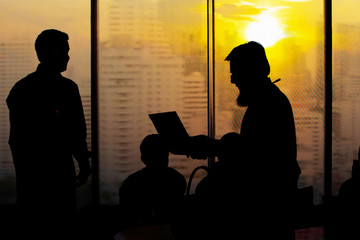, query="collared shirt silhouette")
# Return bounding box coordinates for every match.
[119,134,186,229]
[6,29,91,219]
